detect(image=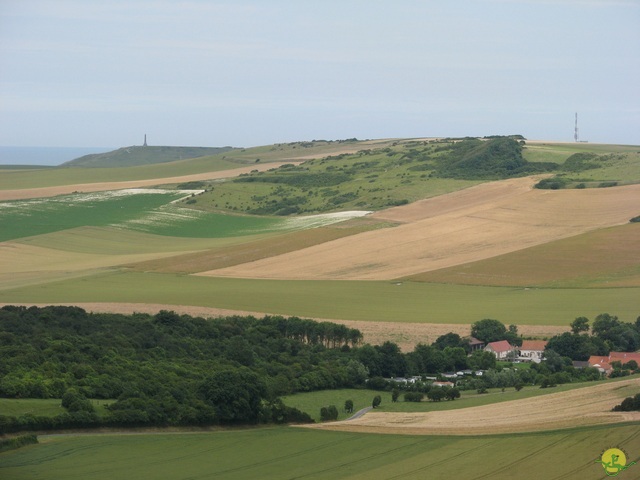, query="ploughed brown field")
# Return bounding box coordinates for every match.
[199,177,640,280]
[303,377,640,435]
